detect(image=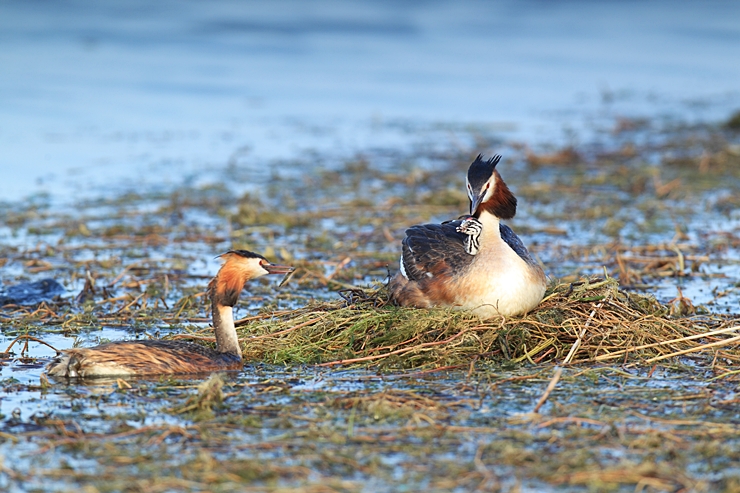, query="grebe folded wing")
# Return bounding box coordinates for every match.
[400,220,475,282]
